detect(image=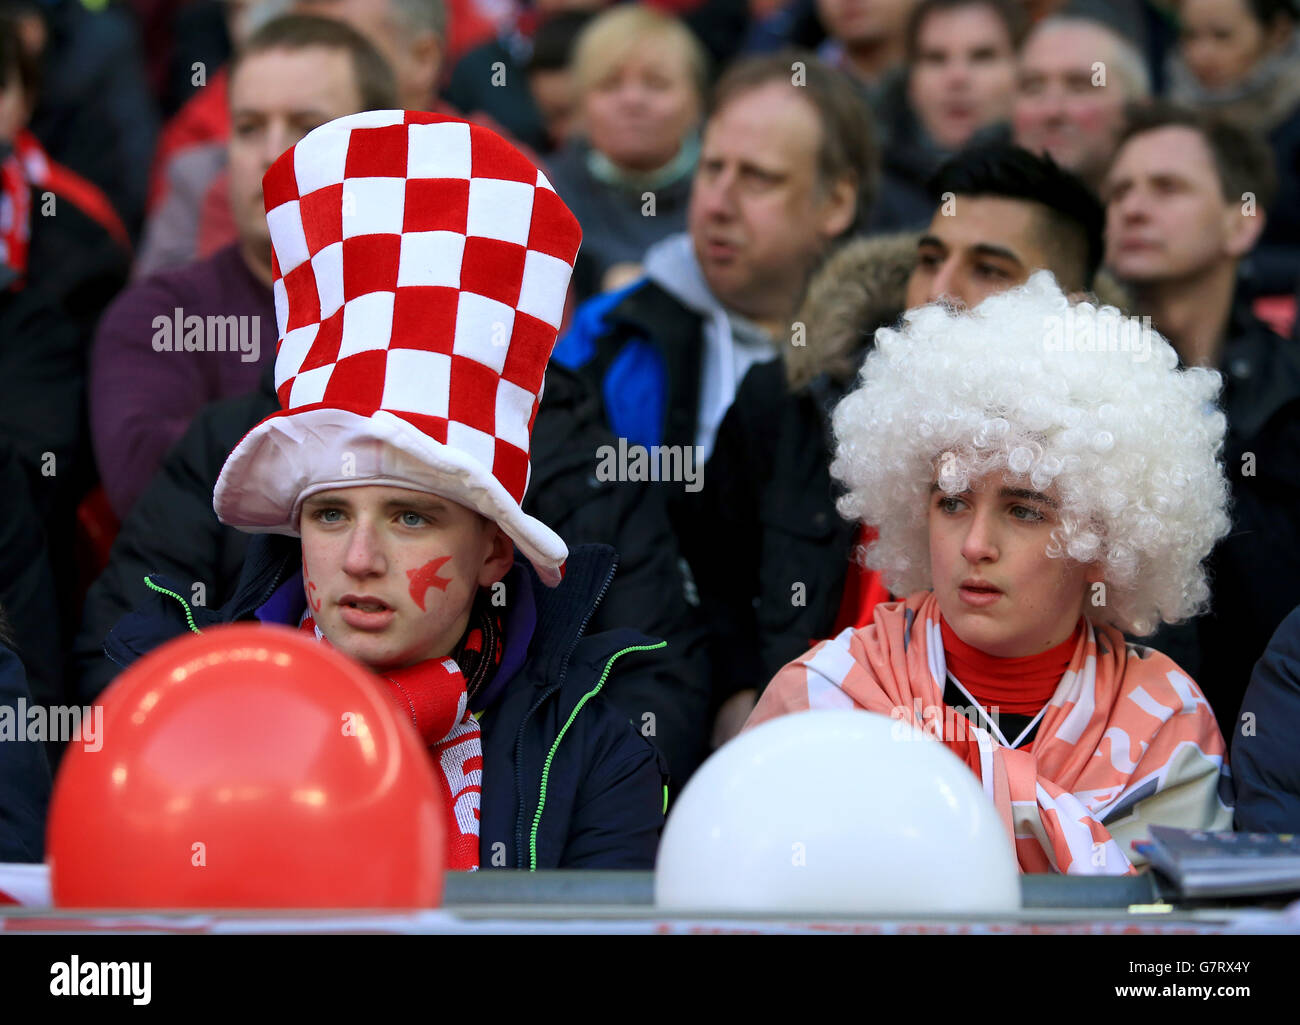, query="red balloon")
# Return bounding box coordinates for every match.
[48,624,446,909]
